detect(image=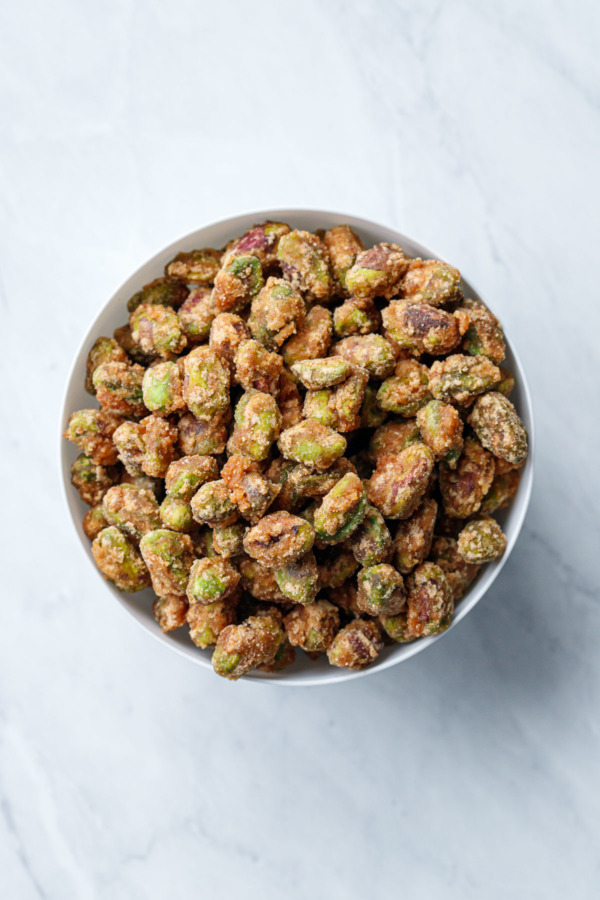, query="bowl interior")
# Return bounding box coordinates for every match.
[60,209,534,685]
